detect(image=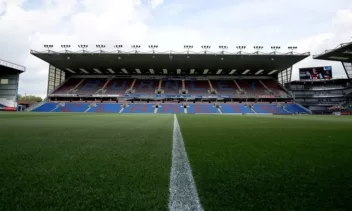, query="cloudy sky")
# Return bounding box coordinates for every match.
[0,0,351,97]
